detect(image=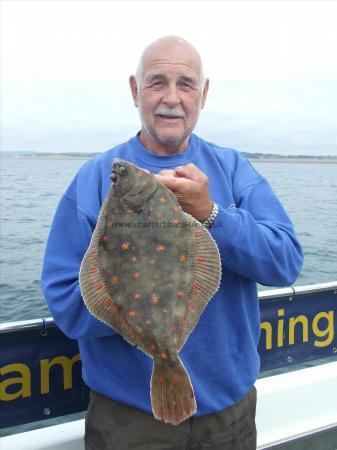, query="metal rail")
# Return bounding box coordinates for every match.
[259,280,337,300]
